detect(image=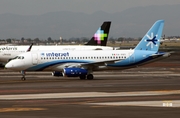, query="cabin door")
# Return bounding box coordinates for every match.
[32,53,38,65]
